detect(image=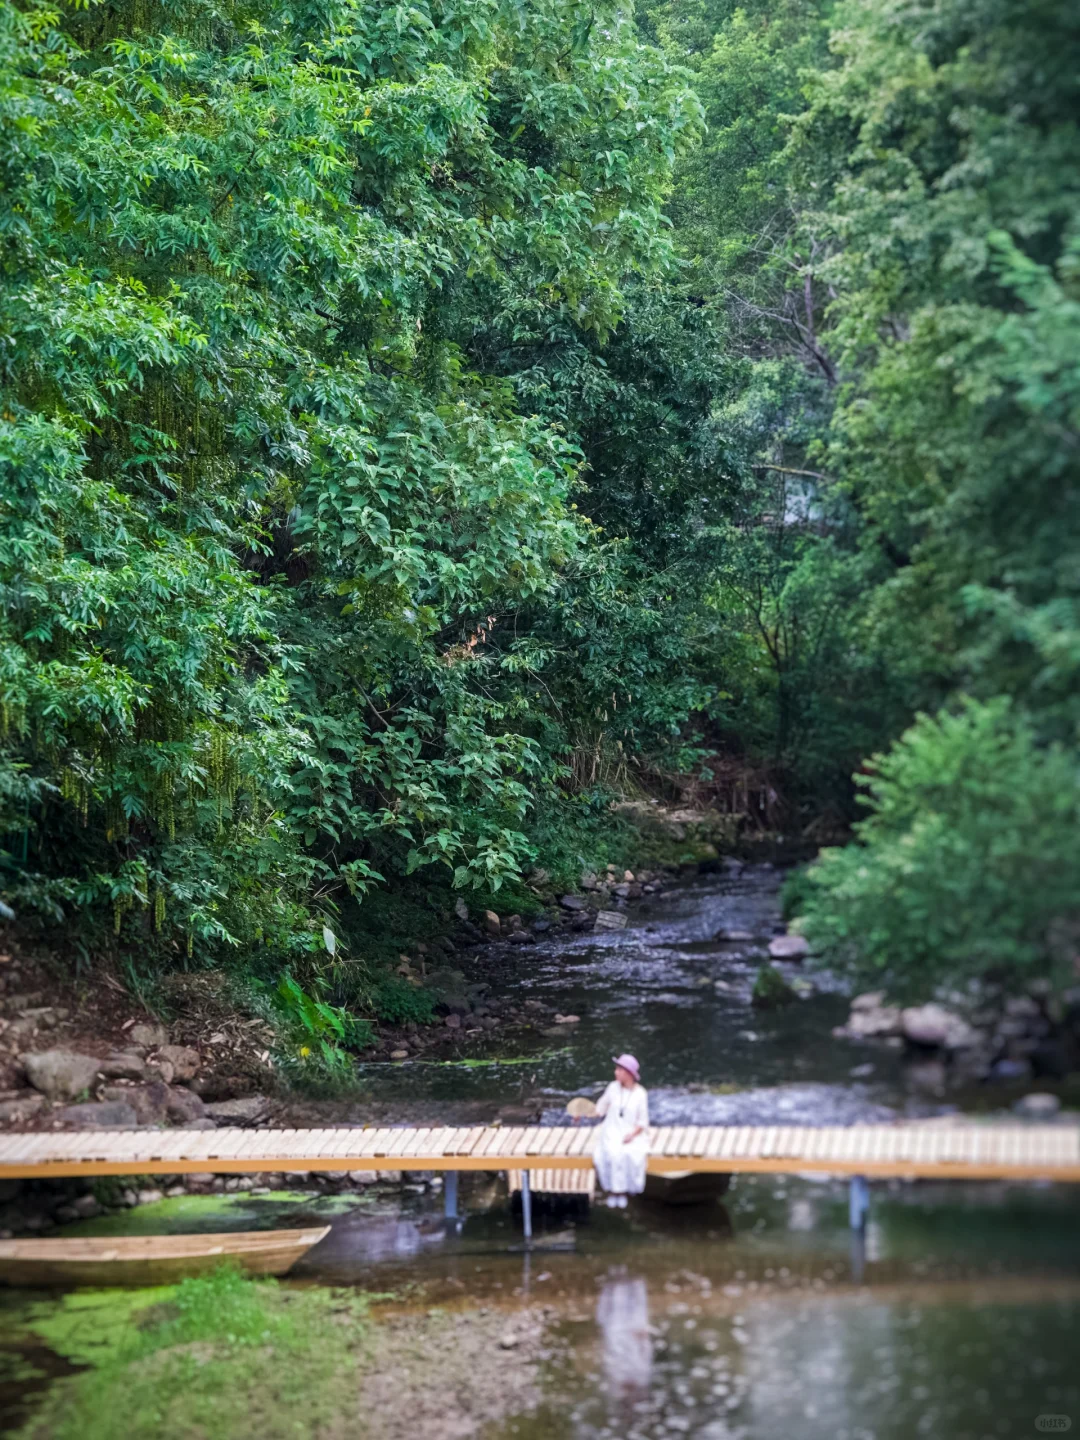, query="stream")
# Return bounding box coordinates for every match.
[3,867,1079,1438]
